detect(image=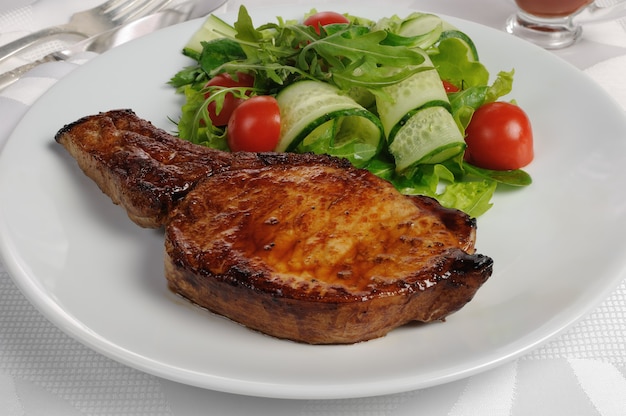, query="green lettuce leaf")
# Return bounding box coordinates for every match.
[429,37,489,88]
[437,180,496,217]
